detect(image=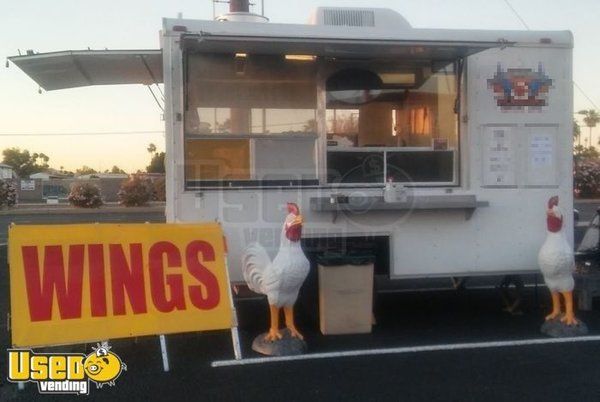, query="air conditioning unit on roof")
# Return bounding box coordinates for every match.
[308,7,412,29]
